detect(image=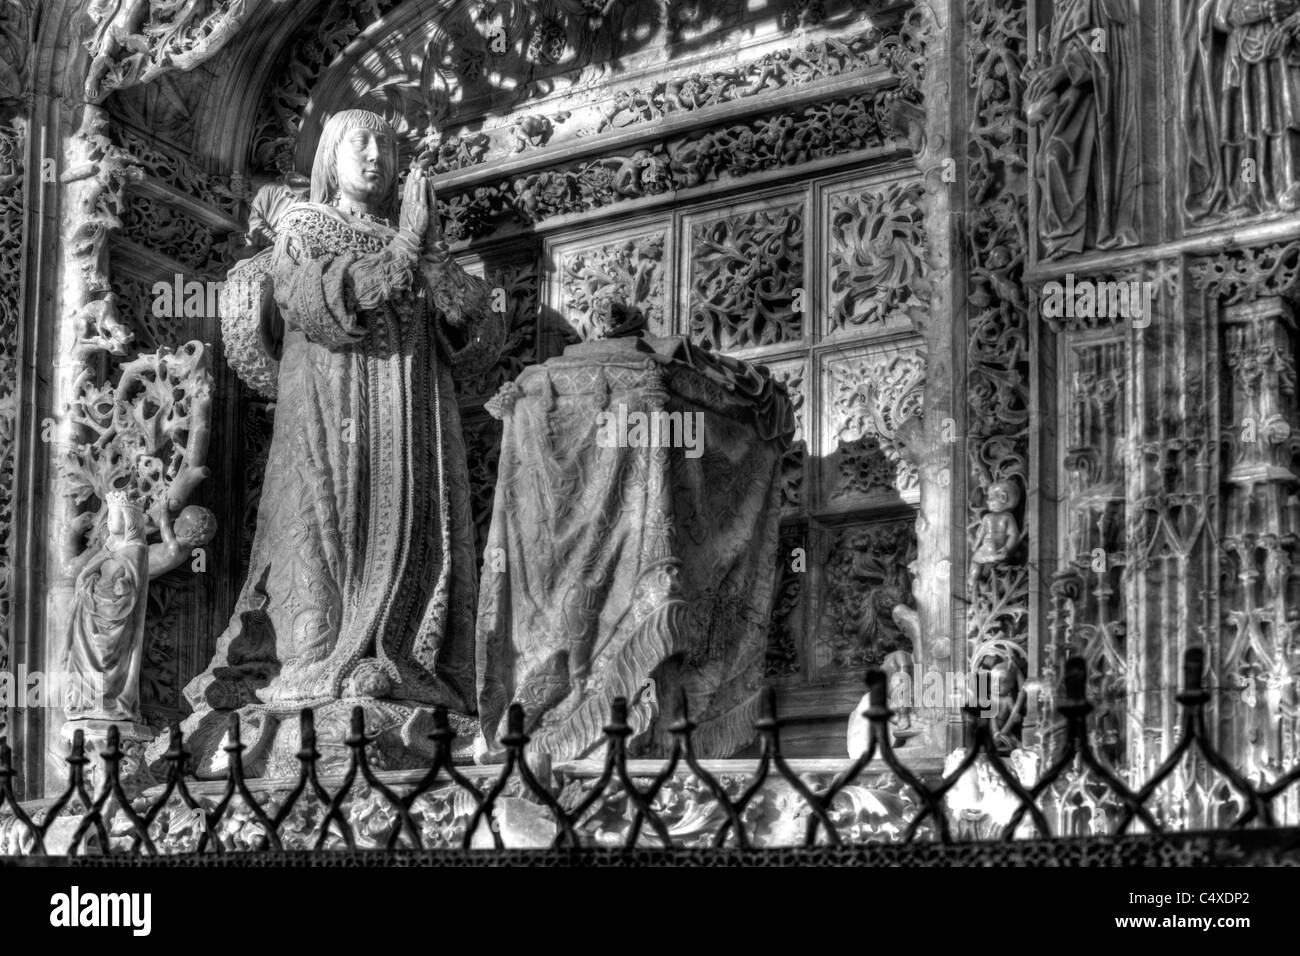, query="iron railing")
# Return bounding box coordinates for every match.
[1,648,1298,861]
